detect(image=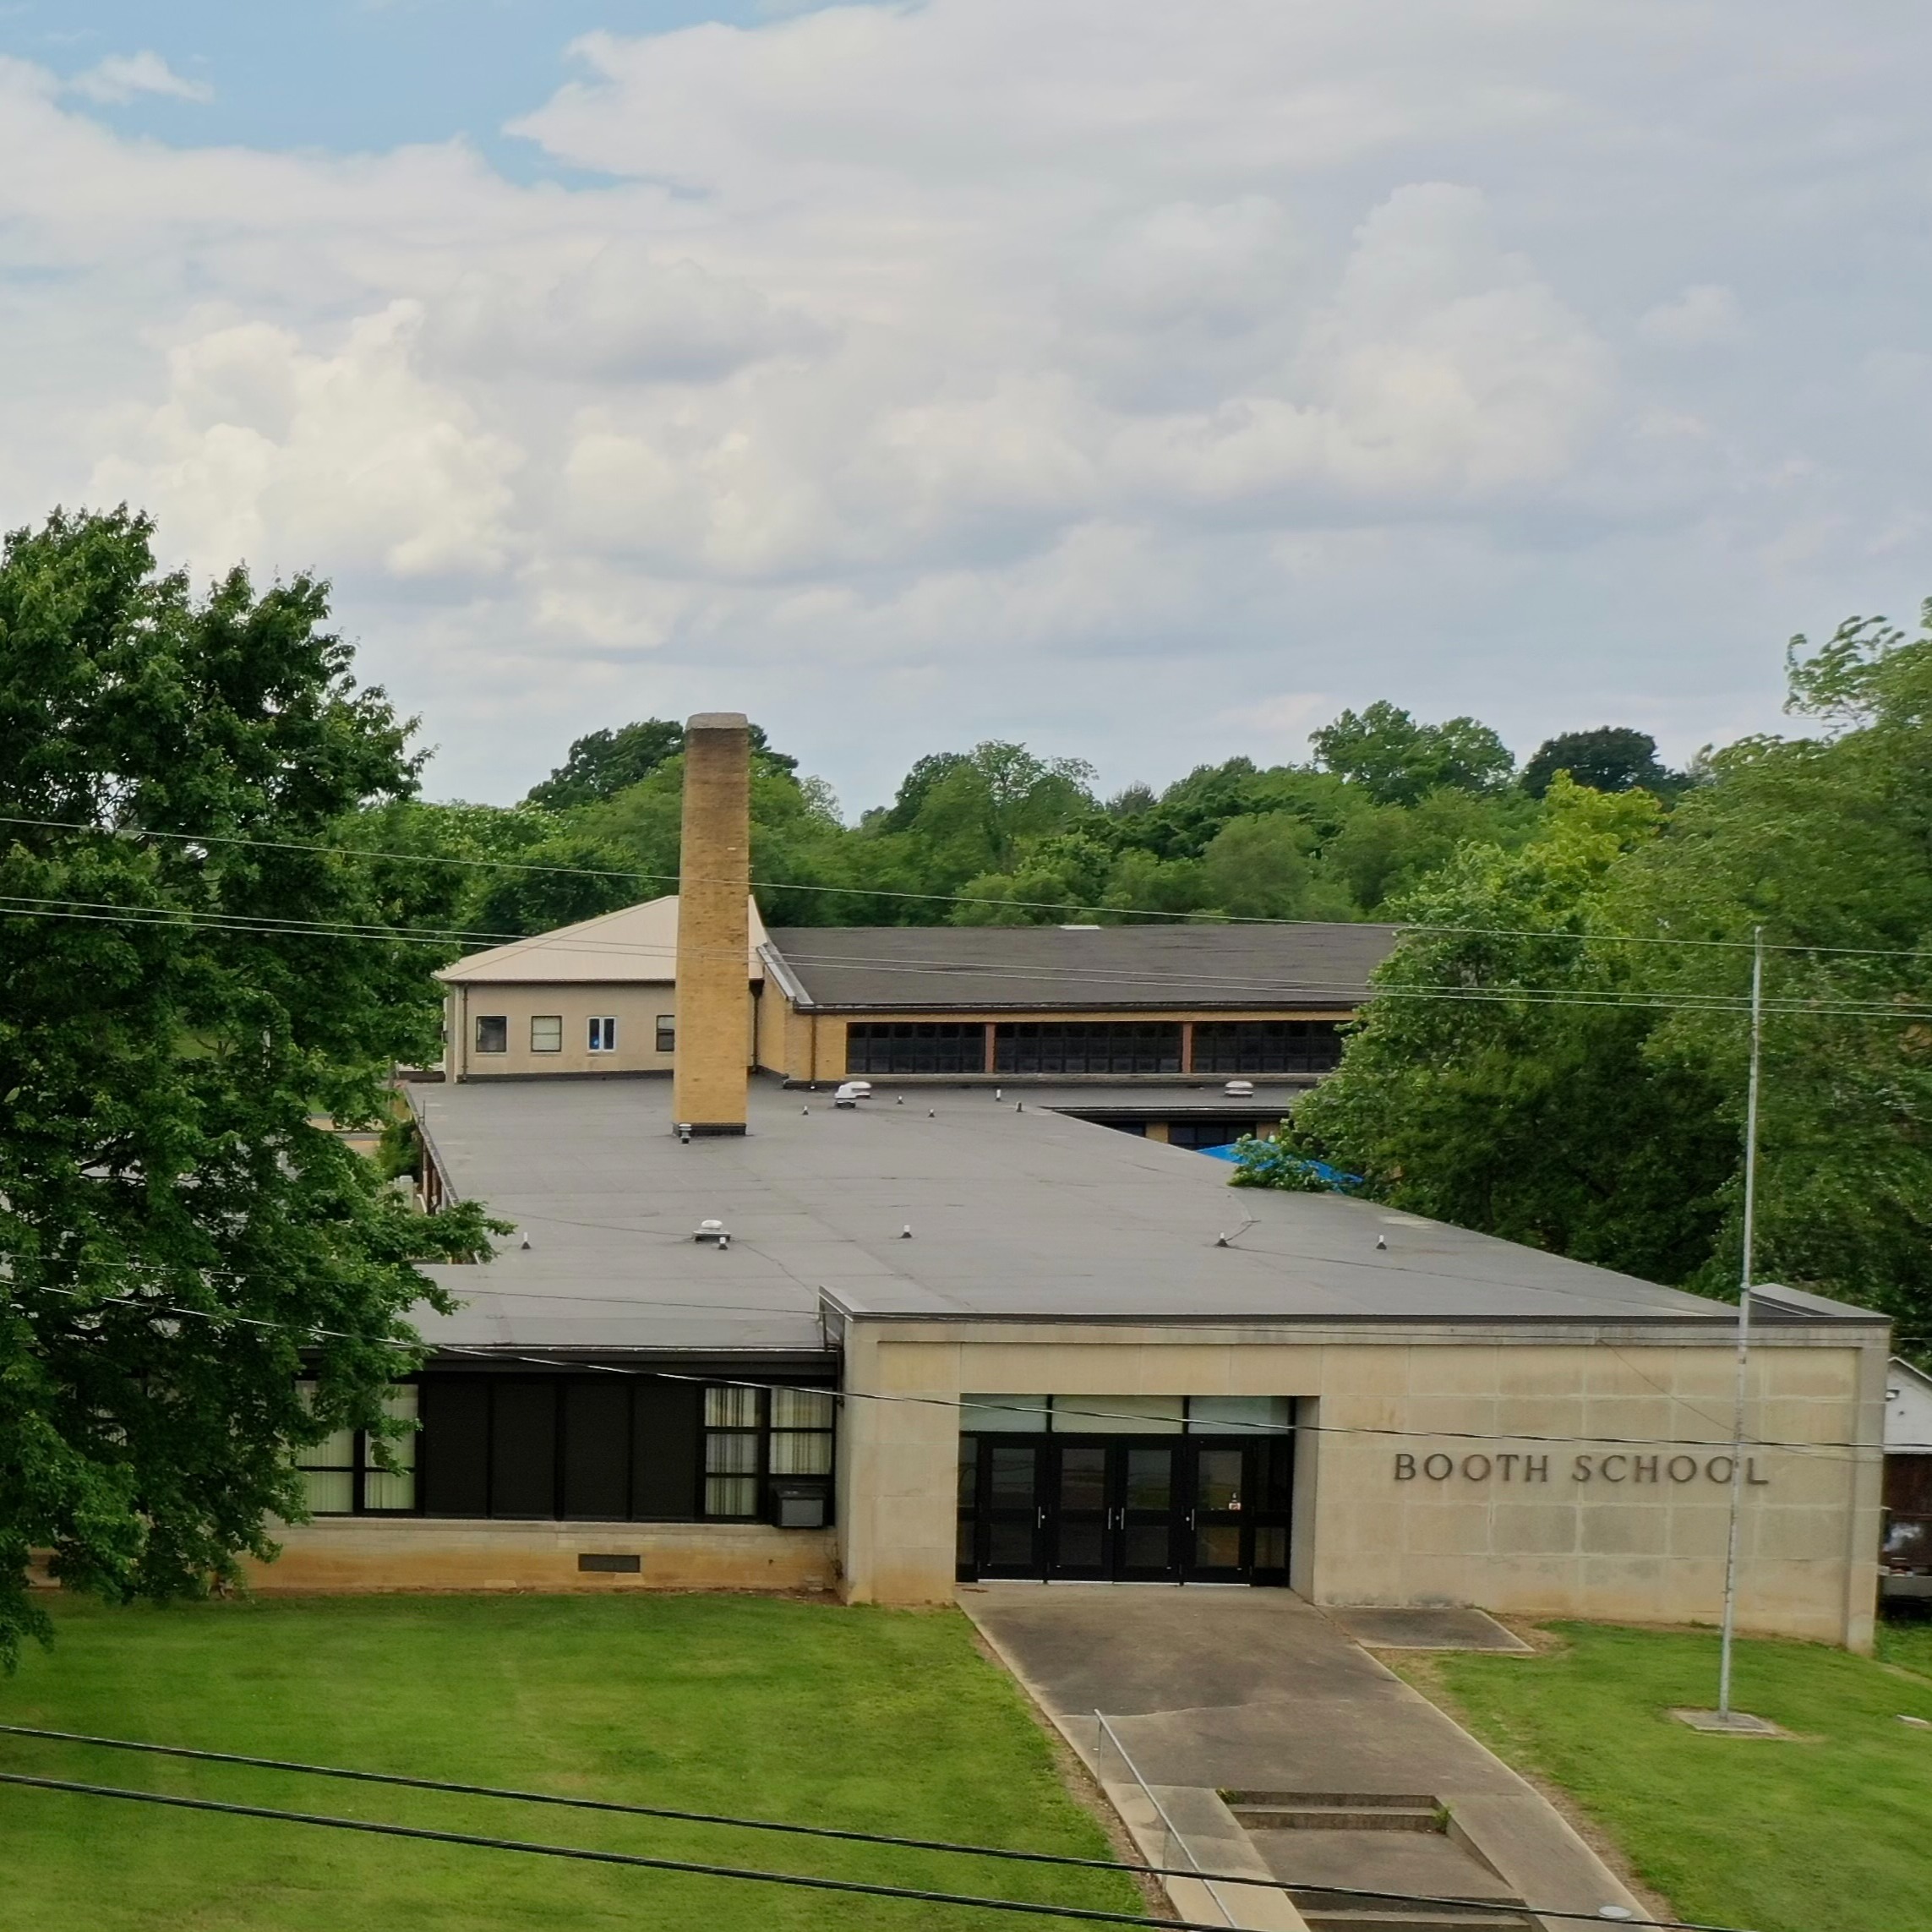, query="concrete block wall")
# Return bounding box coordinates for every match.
[251,1520,836,1595]
[836,1321,1885,1650]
